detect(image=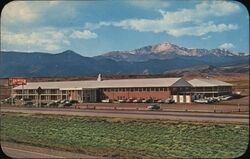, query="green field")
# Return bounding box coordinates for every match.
[1,112,249,158]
